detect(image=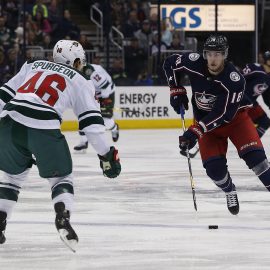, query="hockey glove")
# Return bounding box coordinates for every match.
[170,86,189,114]
[98,147,121,178]
[100,98,114,118]
[179,124,204,151]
